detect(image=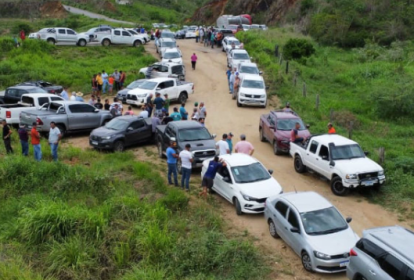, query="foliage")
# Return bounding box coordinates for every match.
[283,38,315,60]
[11,22,33,35]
